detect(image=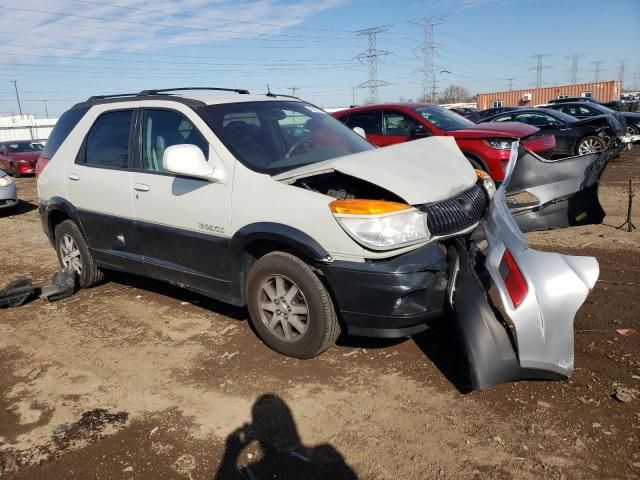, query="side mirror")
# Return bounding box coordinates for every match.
[410,125,430,137]
[163,144,222,182]
[352,126,367,139]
